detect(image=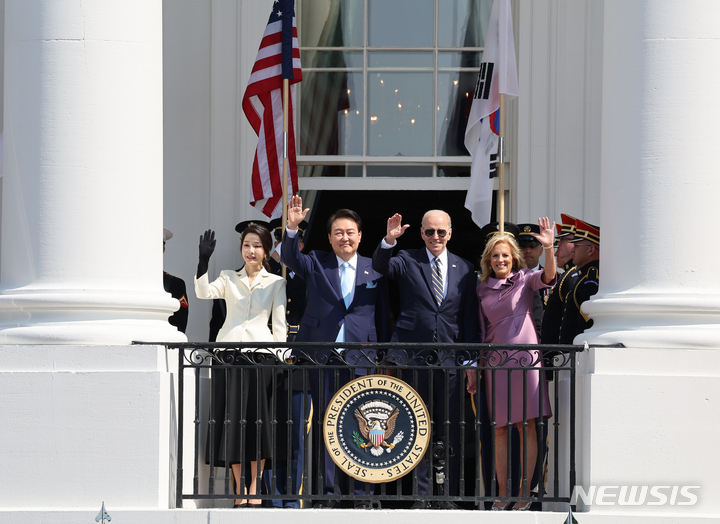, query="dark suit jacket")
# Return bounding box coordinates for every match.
[268,257,308,328]
[281,232,391,366]
[559,260,599,344]
[372,244,479,364]
[163,271,189,334]
[541,264,579,345]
